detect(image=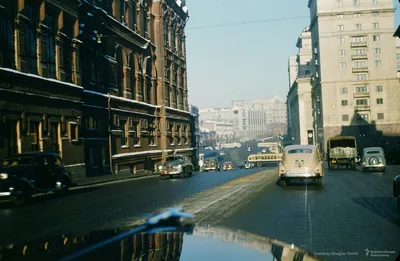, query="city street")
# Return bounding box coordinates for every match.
[0,148,399,261]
